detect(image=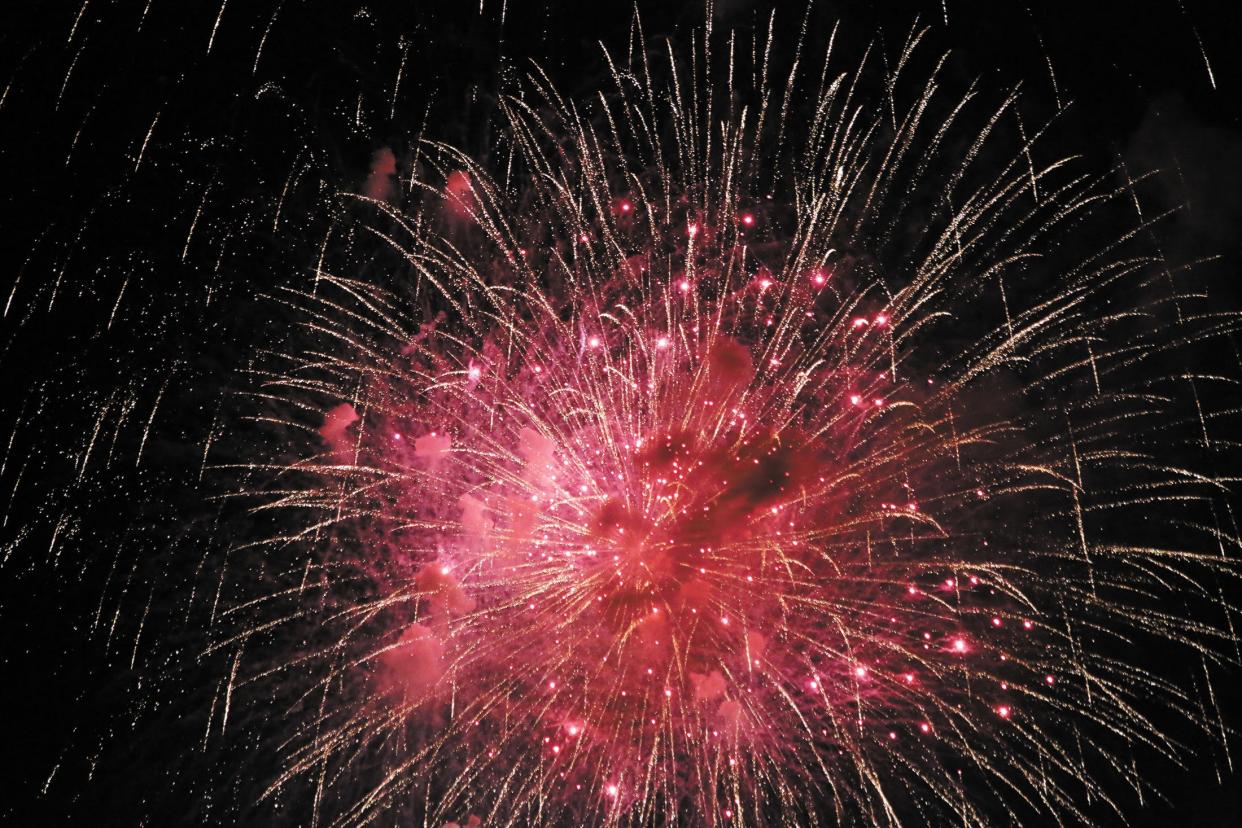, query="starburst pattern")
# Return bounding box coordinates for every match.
[215,23,1240,827]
